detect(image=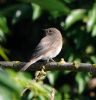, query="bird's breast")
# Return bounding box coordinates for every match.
[42,39,62,59]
